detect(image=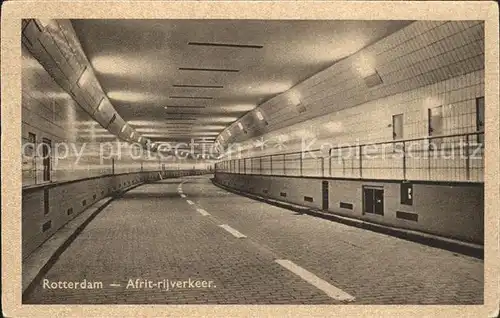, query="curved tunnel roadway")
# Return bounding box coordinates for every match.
[24,176,483,304]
